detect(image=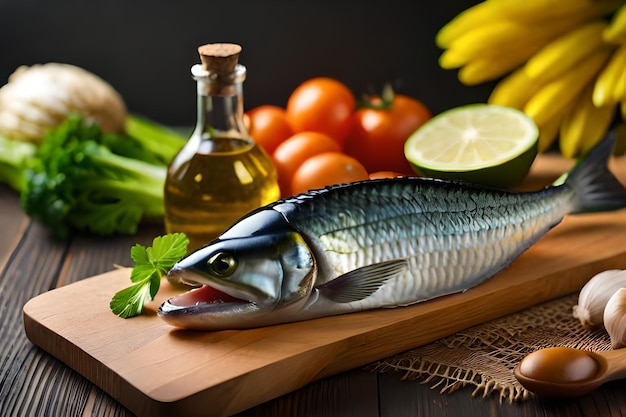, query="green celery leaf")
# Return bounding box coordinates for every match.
[130,243,150,265]
[110,281,152,318]
[130,264,159,284]
[149,272,162,300]
[146,233,190,275]
[110,232,189,318]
